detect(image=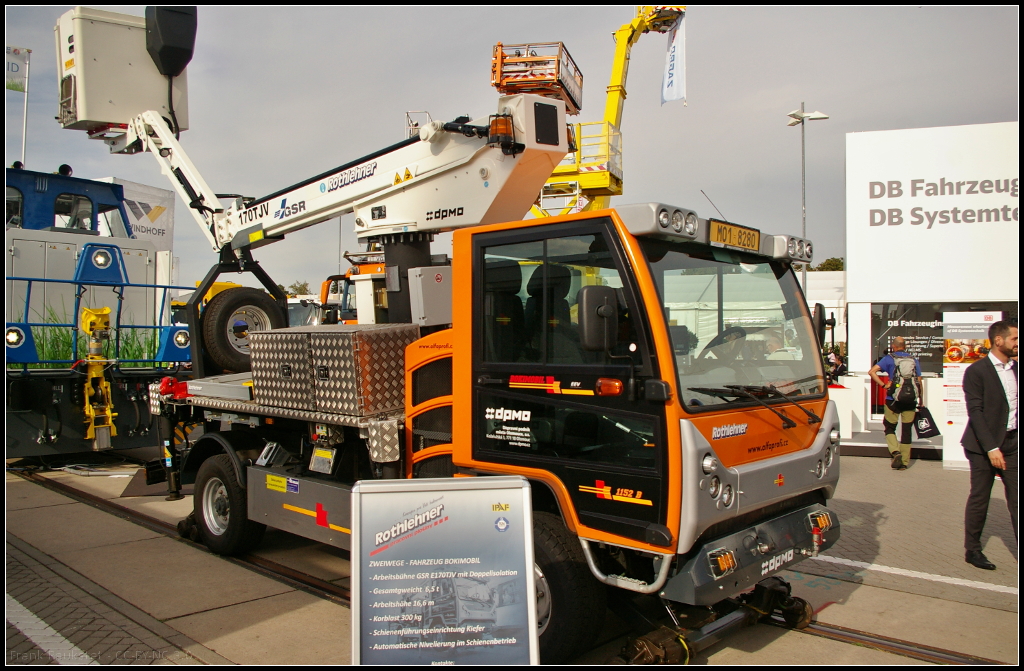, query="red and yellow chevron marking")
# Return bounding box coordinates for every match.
[578,480,653,506]
[282,503,350,534]
[509,374,561,394]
